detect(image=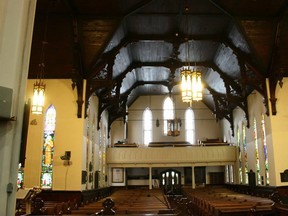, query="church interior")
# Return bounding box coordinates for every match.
[1,0,288,215]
